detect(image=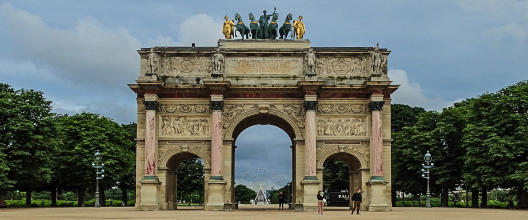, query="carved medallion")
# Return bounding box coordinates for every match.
[331,58,350,75]
[179,60,195,73]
